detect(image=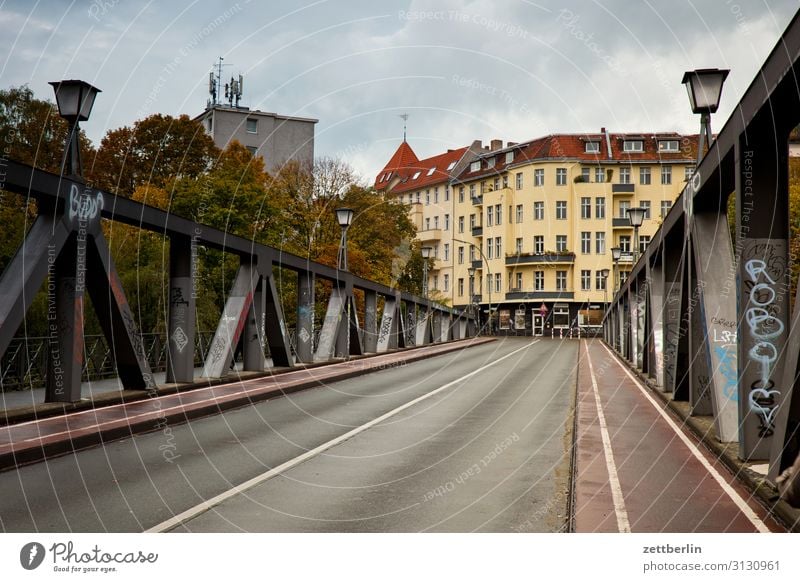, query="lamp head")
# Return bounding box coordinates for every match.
[611,246,622,261]
[626,206,646,228]
[49,80,101,122]
[335,207,354,228]
[421,246,432,259]
[681,68,729,114]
